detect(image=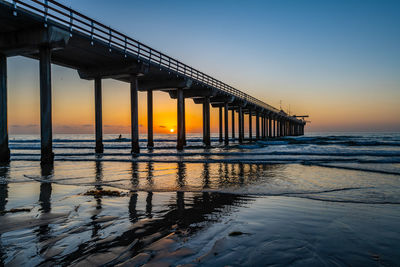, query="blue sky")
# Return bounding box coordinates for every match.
[7,0,400,132]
